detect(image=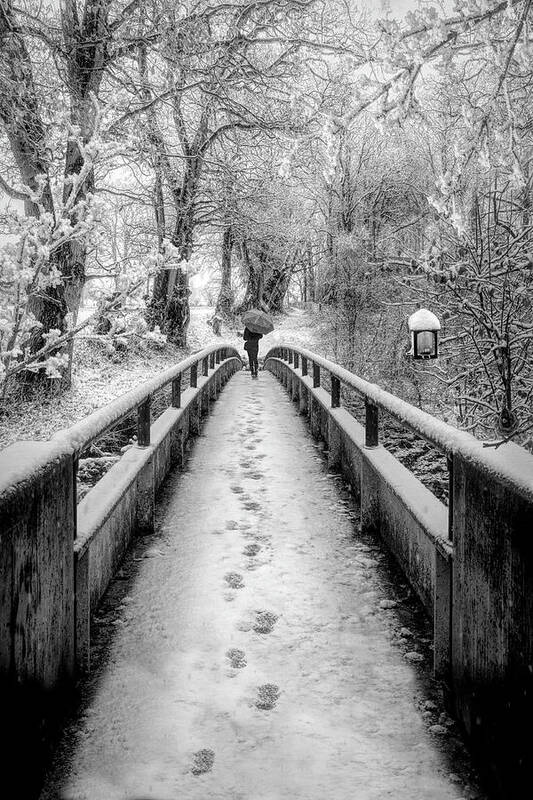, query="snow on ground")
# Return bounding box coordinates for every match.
[187,305,322,358]
[39,372,485,800]
[0,337,183,449]
[0,306,321,450]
